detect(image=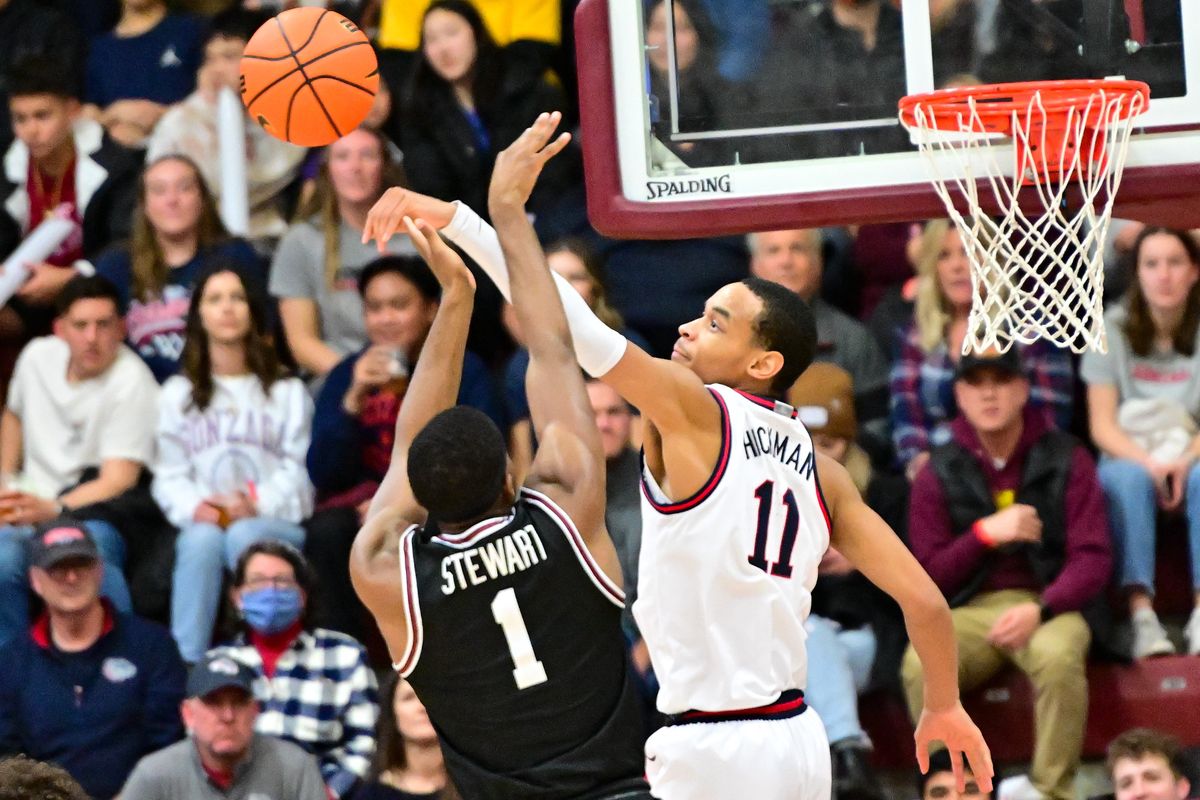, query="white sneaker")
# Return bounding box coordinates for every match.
[998,775,1047,800]
[1131,608,1176,659]
[1185,608,1200,657]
